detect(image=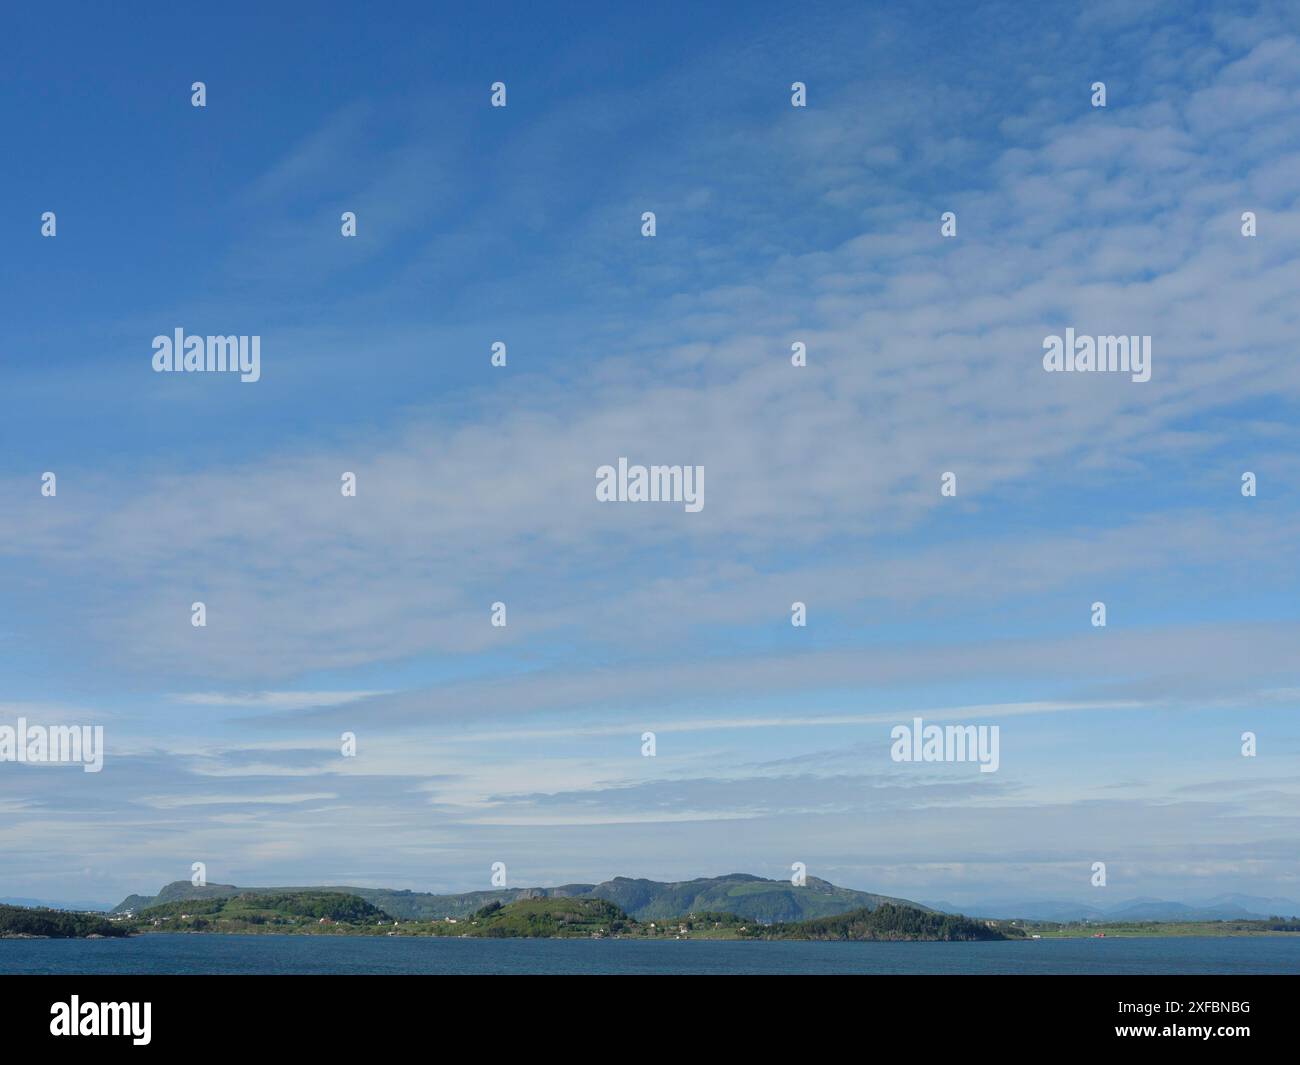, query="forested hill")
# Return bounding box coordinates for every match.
[0,904,127,939]
[748,903,1023,942]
